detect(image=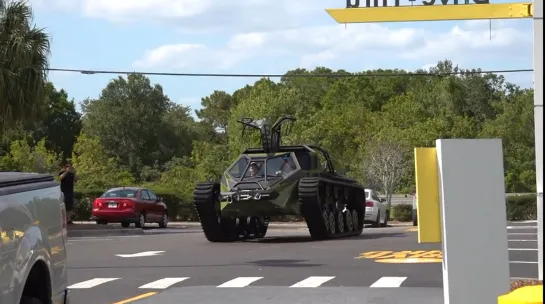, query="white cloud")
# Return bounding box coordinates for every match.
[31,0,339,32]
[133,20,532,72]
[82,0,211,22]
